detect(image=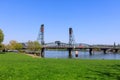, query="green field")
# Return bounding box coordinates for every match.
[0,52,120,80]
